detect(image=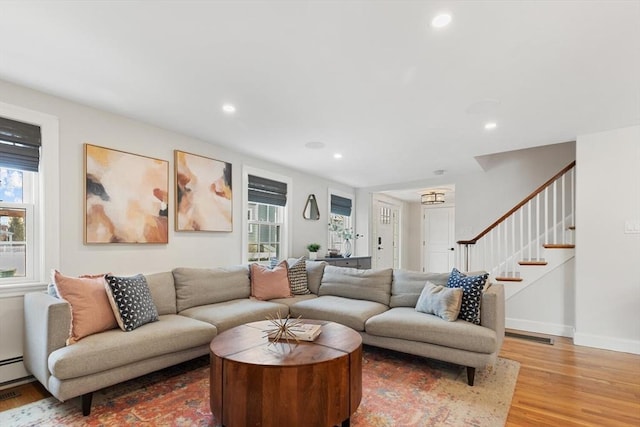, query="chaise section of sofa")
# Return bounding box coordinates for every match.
[362,270,505,385]
[290,266,505,386]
